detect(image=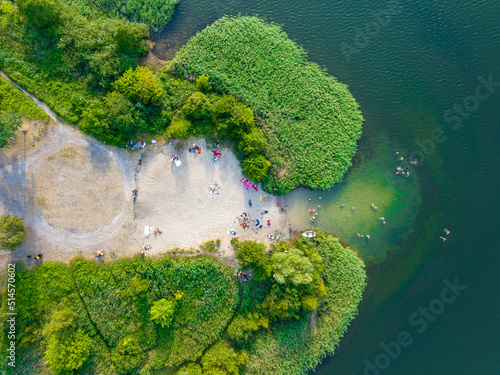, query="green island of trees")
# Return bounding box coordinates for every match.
[173,15,364,194]
[0,232,366,375]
